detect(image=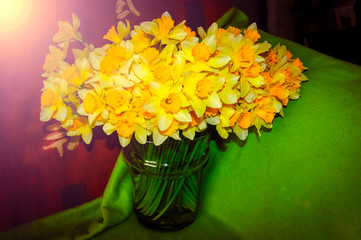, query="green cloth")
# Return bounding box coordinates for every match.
[2,8,361,240]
